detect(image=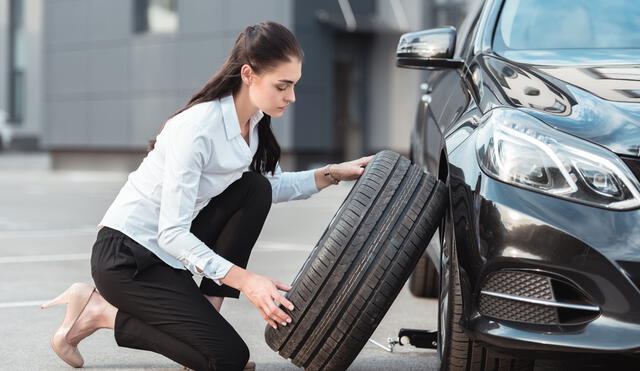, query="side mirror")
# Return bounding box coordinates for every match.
[396,27,463,70]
